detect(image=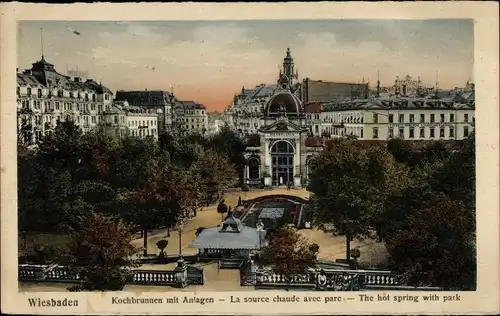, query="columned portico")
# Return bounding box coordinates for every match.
[242,48,324,188]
